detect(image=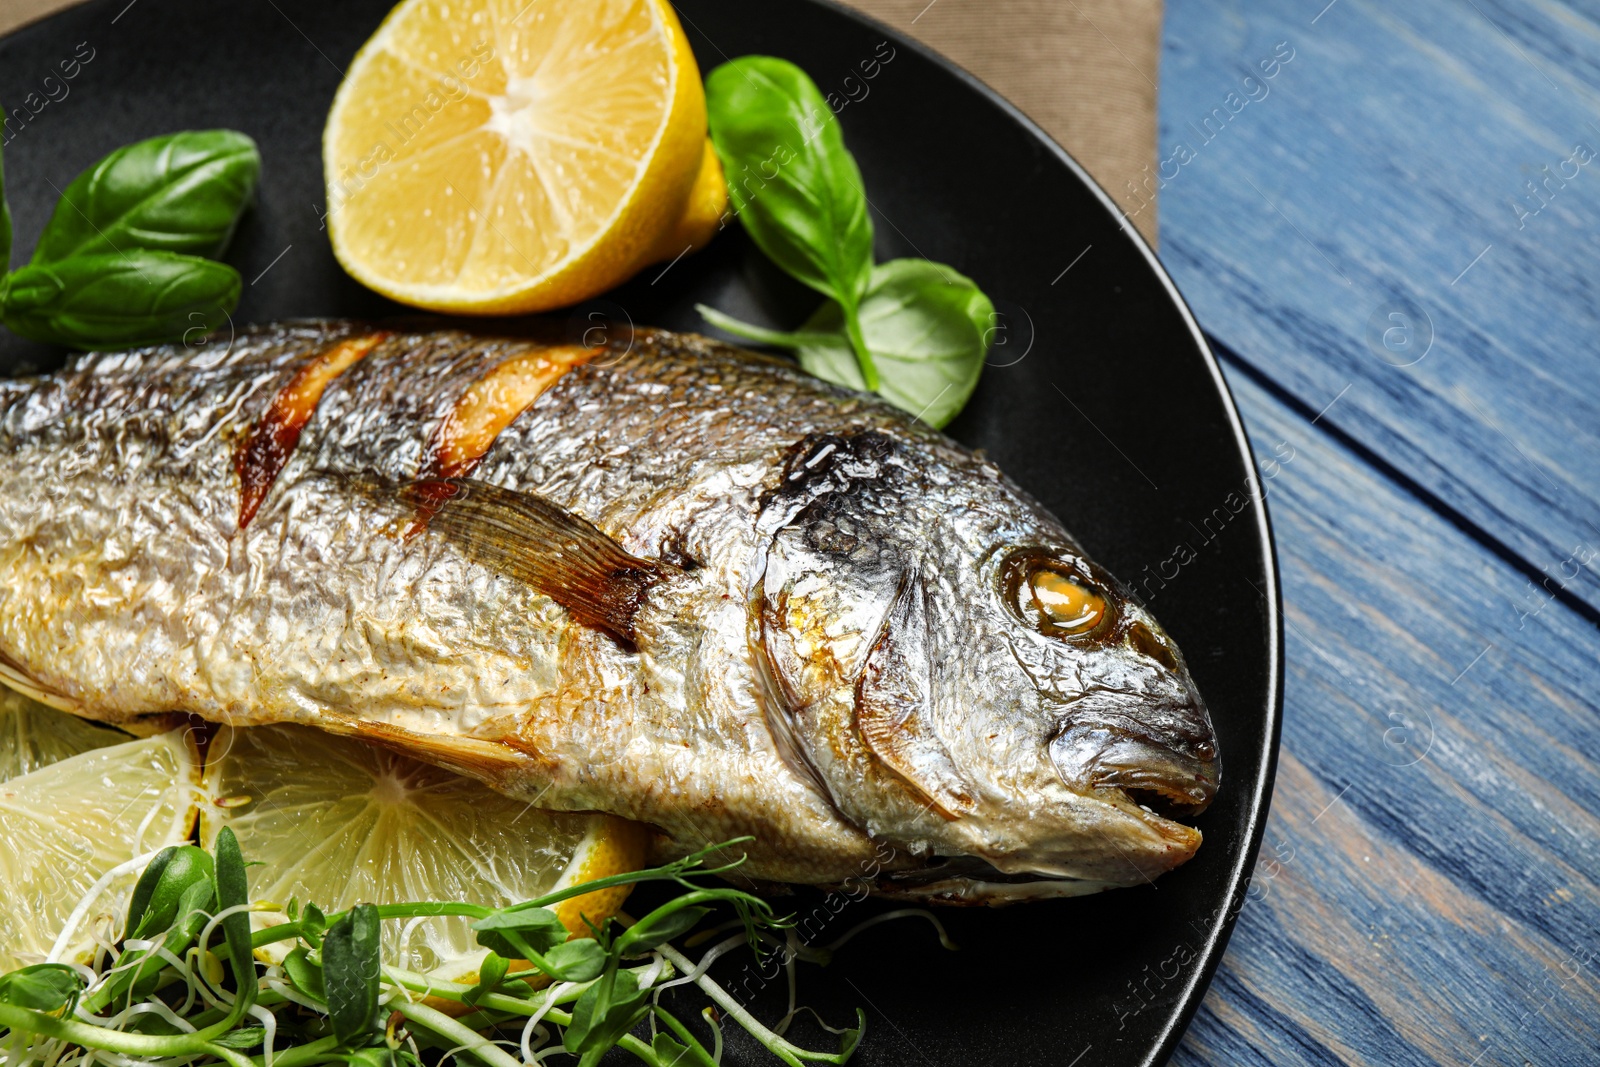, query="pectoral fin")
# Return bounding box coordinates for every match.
[854,569,976,819]
[0,647,81,715]
[362,476,672,646]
